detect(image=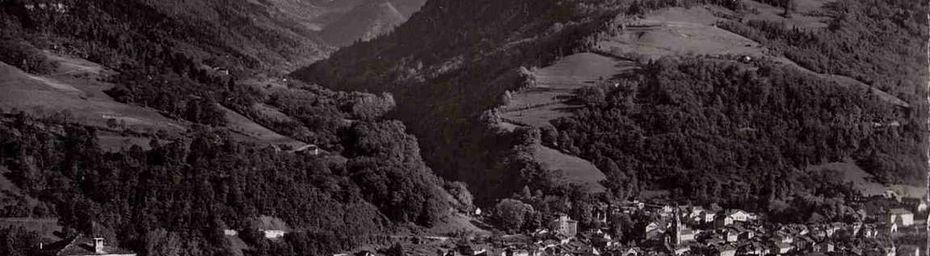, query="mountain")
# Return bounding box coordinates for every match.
[242,0,427,48]
[321,0,409,47]
[0,0,927,255]
[294,0,928,213]
[99,0,429,70]
[293,0,622,202]
[0,1,466,255]
[257,0,368,32]
[140,0,334,70]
